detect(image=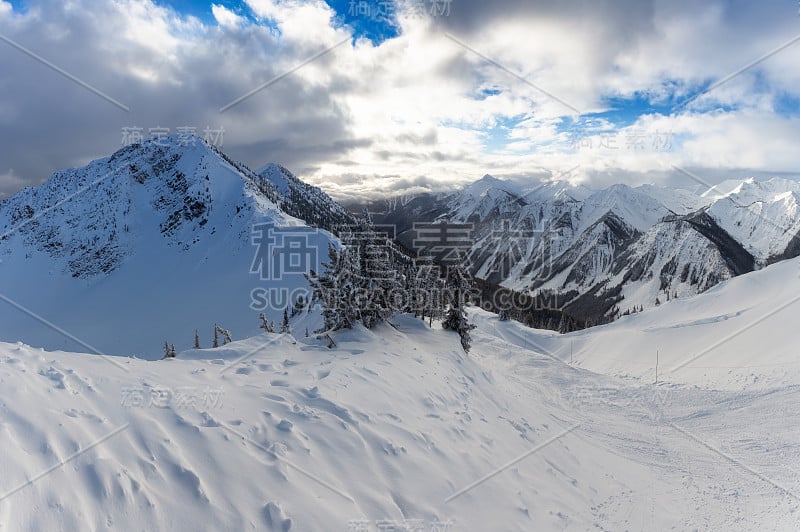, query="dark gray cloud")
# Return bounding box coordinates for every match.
[436,0,656,37]
[0,0,355,191]
[0,0,797,203]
